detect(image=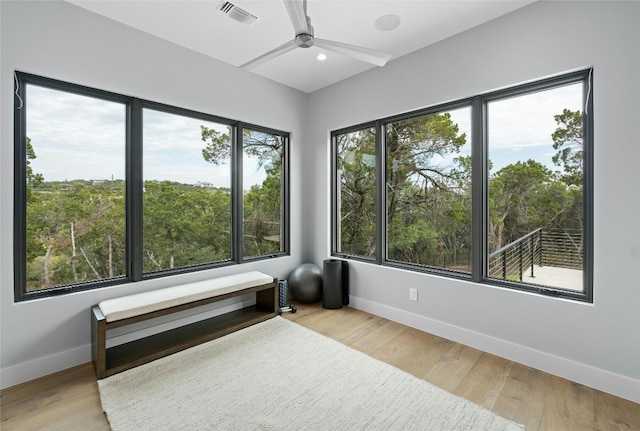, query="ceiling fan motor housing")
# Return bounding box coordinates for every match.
[295,34,314,48]
[295,18,314,48]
